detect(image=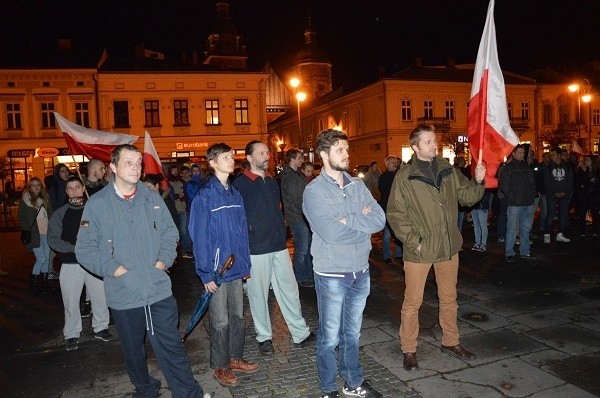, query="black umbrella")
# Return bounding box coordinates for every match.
[181,254,235,343]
